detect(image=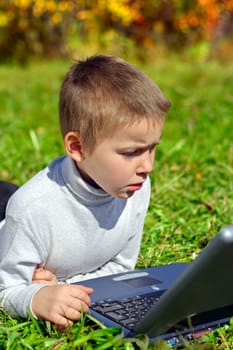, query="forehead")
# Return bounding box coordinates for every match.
[102,117,164,147]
